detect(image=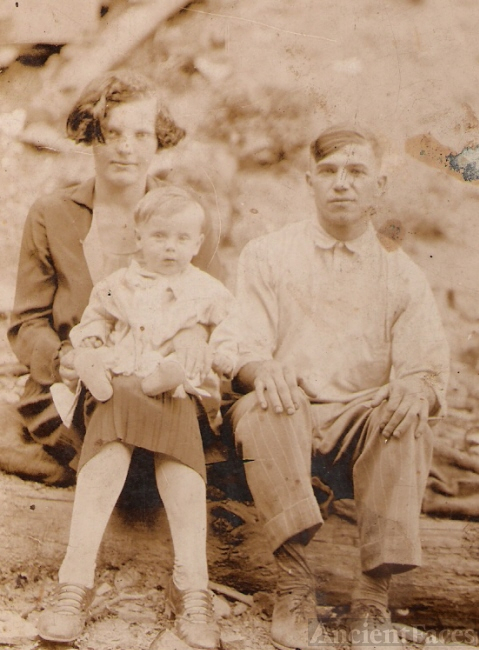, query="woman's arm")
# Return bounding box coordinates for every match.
[8,201,62,385]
